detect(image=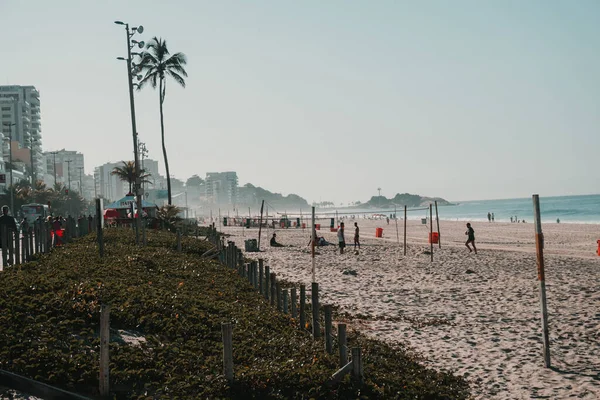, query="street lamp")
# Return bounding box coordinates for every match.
[115,20,145,245]
[49,151,58,186]
[2,123,16,215]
